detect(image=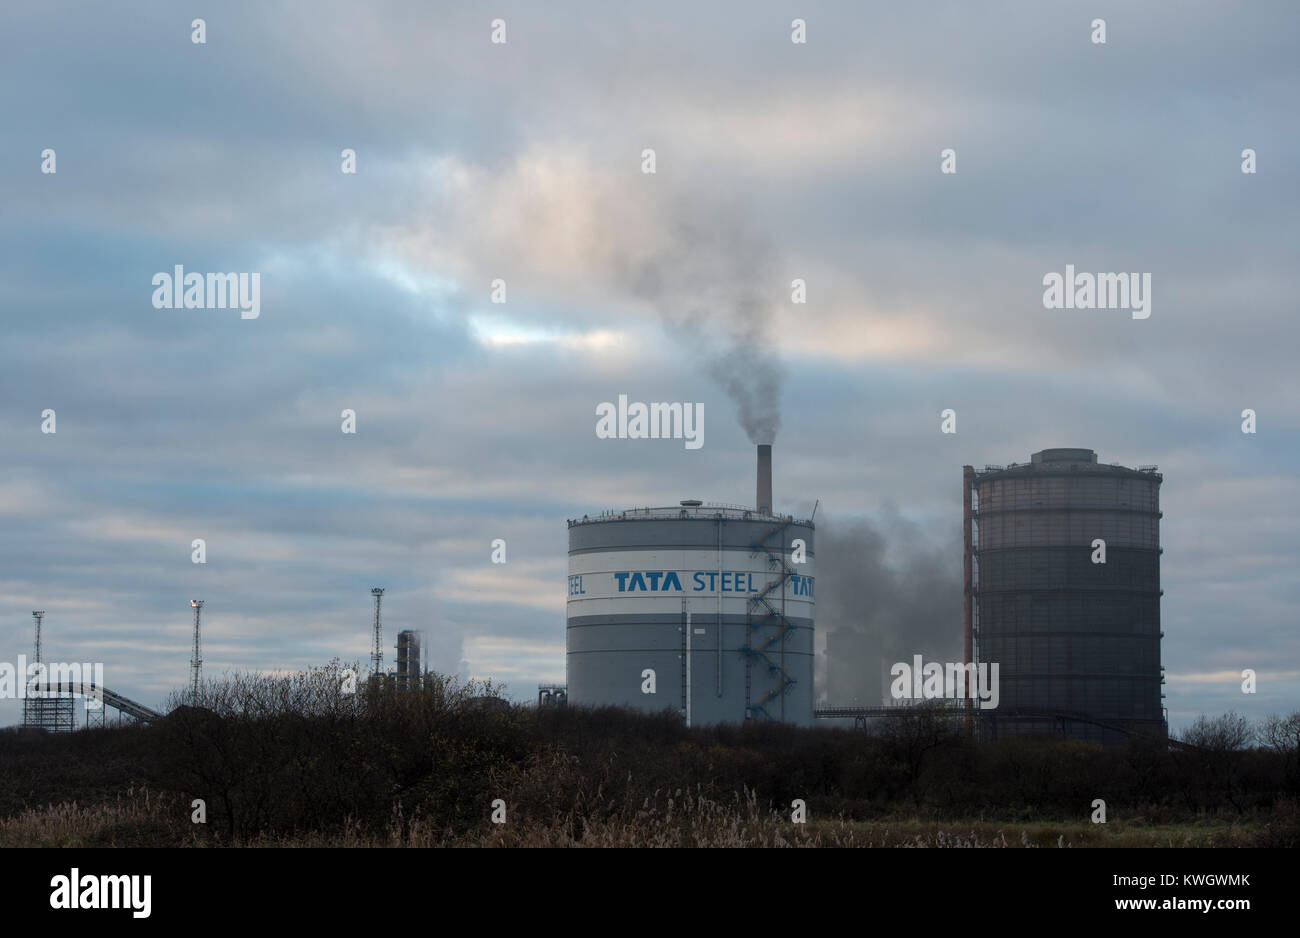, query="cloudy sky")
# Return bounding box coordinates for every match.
[1,1,1296,734]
